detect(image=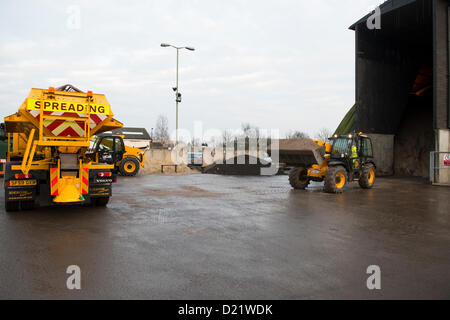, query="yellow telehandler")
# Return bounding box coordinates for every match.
[91,134,145,176]
[277,133,376,193]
